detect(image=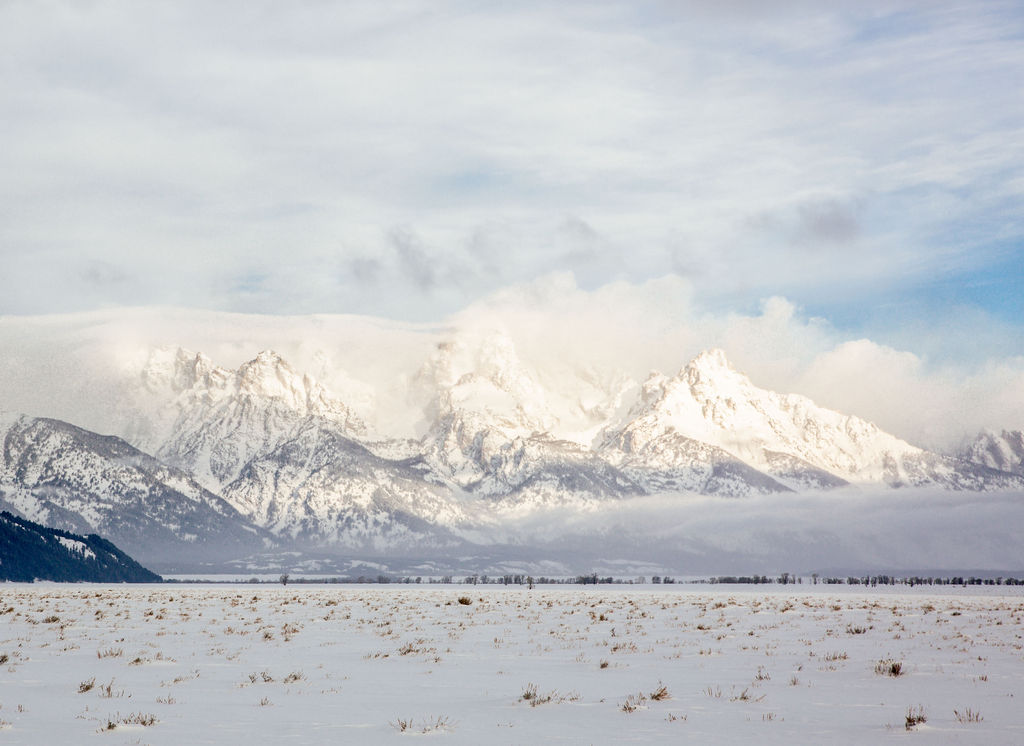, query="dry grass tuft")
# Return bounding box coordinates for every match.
[391,716,453,733]
[954,708,982,724]
[519,683,578,707]
[98,679,123,699]
[875,659,903,677]
[620,692,647,713]
[98,712,158,731]
[905,705,927,730]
